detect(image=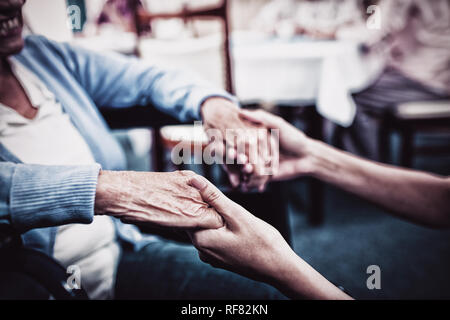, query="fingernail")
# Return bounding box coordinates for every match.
[244,163,253,173]
[190,176,207,190]
[227,148,236,159]
[230,175,239,187]
[237,153,248,164]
